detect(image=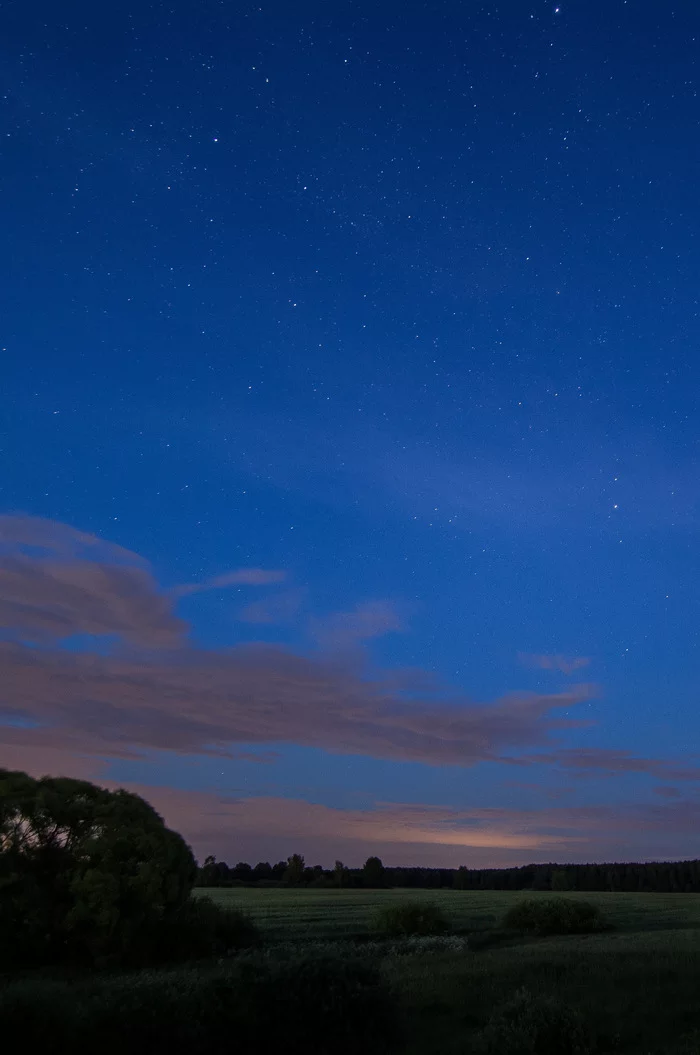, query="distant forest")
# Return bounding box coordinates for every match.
[195,854,700,893]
